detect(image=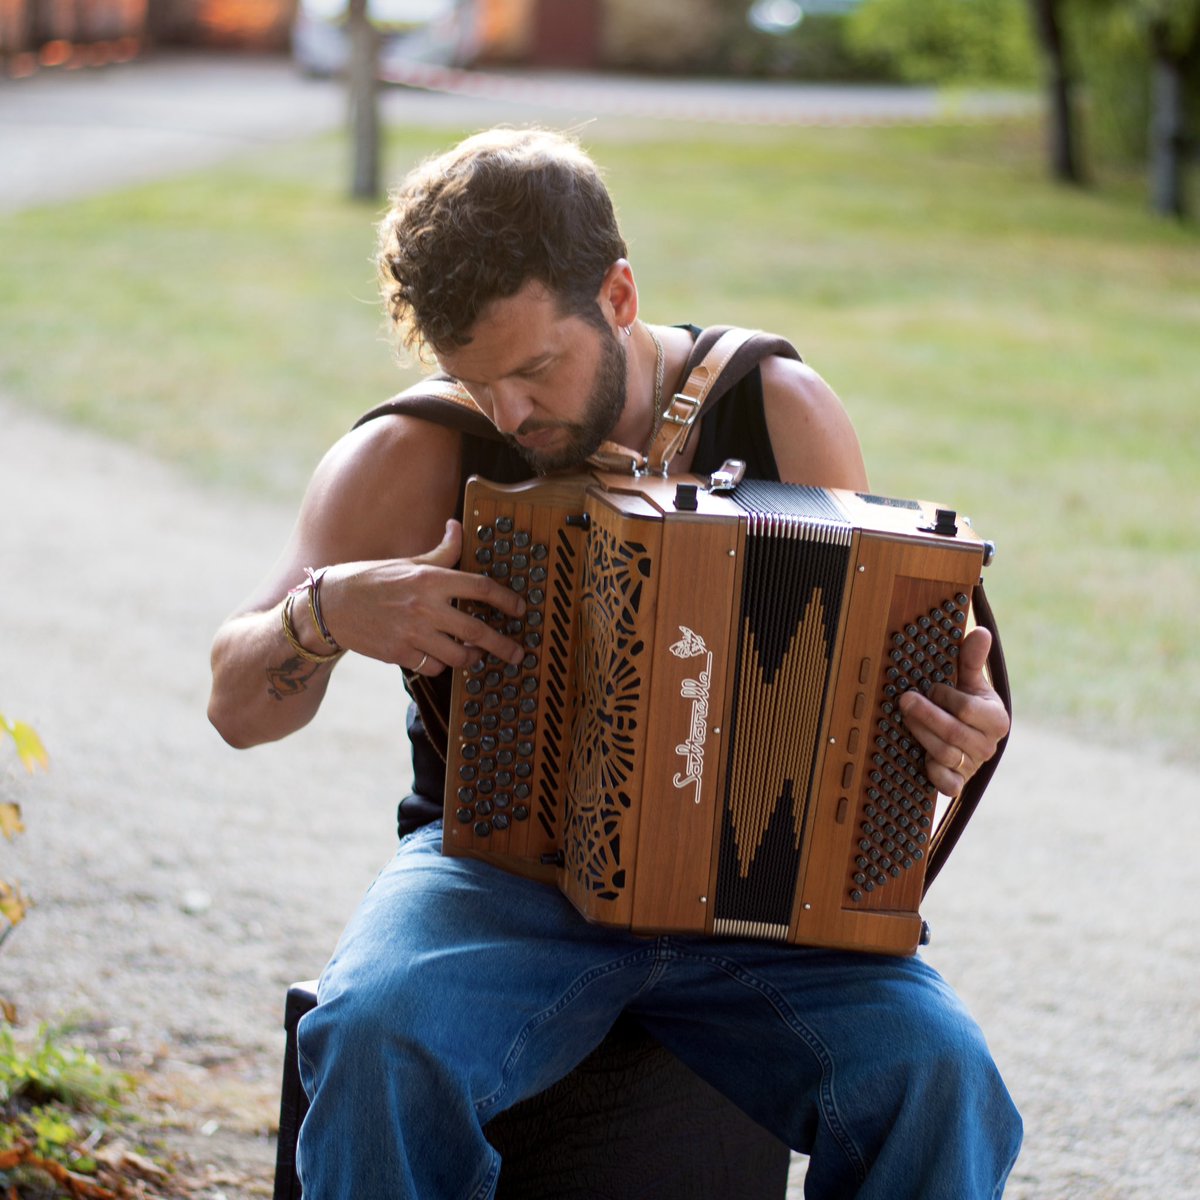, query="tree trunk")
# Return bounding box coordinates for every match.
[1028,0,1084,184]
[348,0,381,202]
[1147,19,1195,219]
[144,0,191,47]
